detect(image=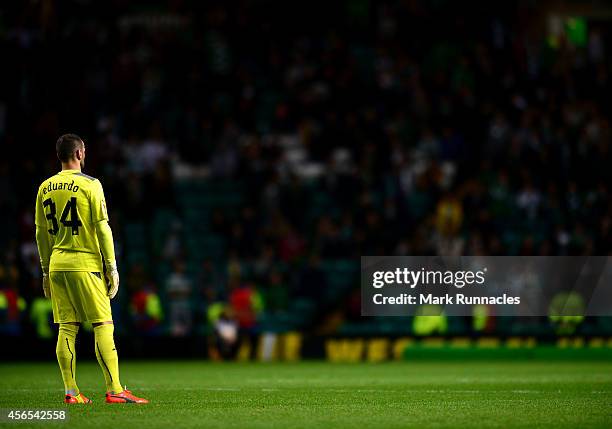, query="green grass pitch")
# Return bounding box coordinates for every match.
[0,360,611,428]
